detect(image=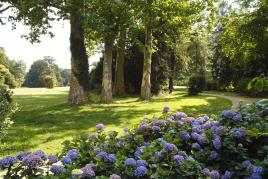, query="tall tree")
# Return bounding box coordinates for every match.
[1,1,90,104]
